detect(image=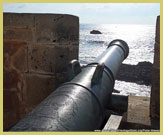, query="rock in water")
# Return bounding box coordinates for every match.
[90,30,102,34]
[116,61,153,85]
